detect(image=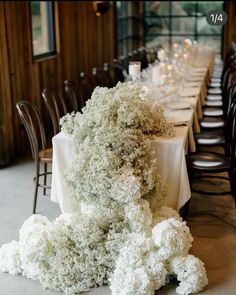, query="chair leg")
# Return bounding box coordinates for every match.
[43,163,47,195]
[180,200,190,220]
[229,170,236,206]
[33,162,40,214]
